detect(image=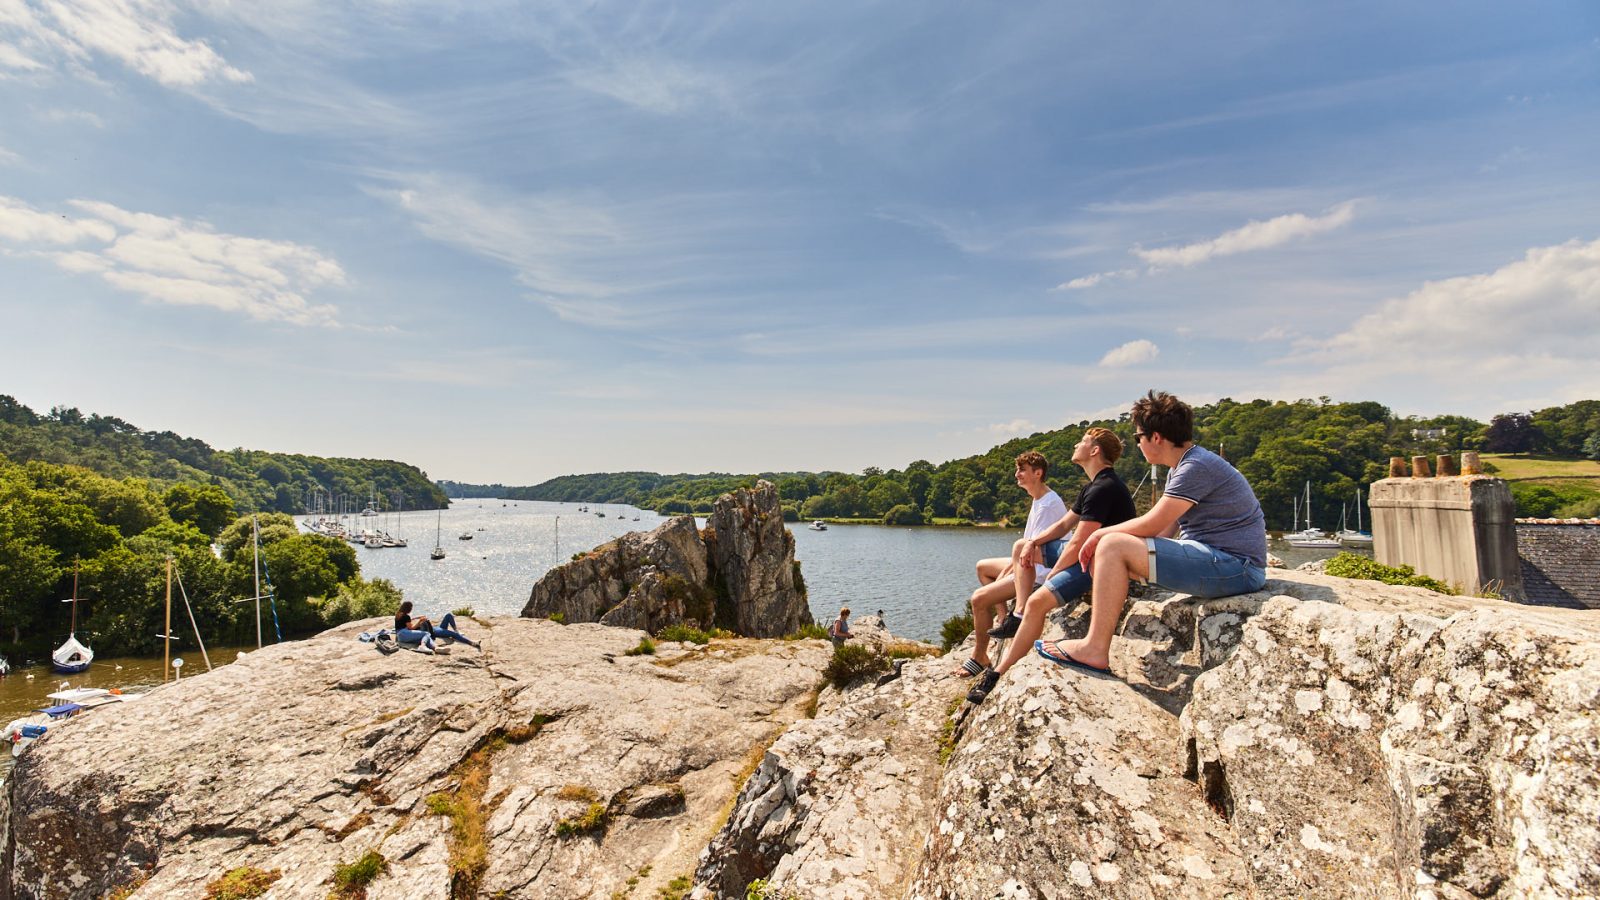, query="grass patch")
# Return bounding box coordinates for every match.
[332,811,374,841]
[554,802,608,838]
[329,850,387,899]
[204,867,281,900]
[823,643,889,689]
[937,697,964,765]
[1481,453,1600,480]
[1324,552,1456,594]
[657,875,693,900]
[940,613,974,652]
[106,877,148,900]
[547,612,566,624]
[656,624,710,645]
[556,784,598,802]
[1509,479,1600,518]
[783,623,829,641]
[624,636,656,656]
[424,716,549,898]
[884,641,939,660]
[452,606,475,617]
